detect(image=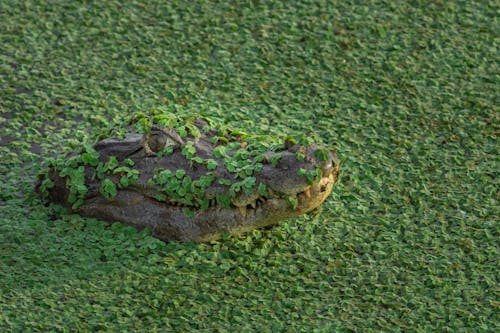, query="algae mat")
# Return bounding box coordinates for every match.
[0,1,498,331]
